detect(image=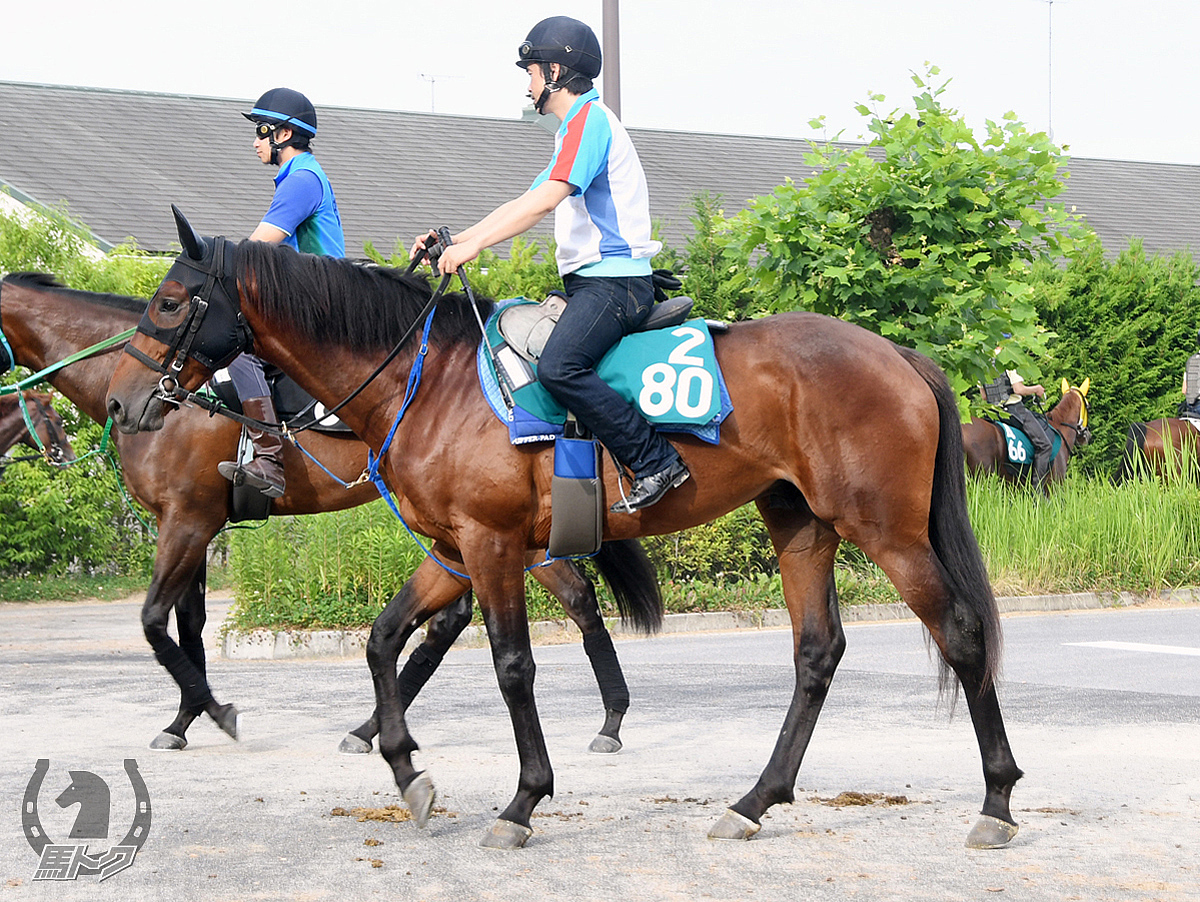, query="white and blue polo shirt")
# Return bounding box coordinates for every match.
[530,89,661,277]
